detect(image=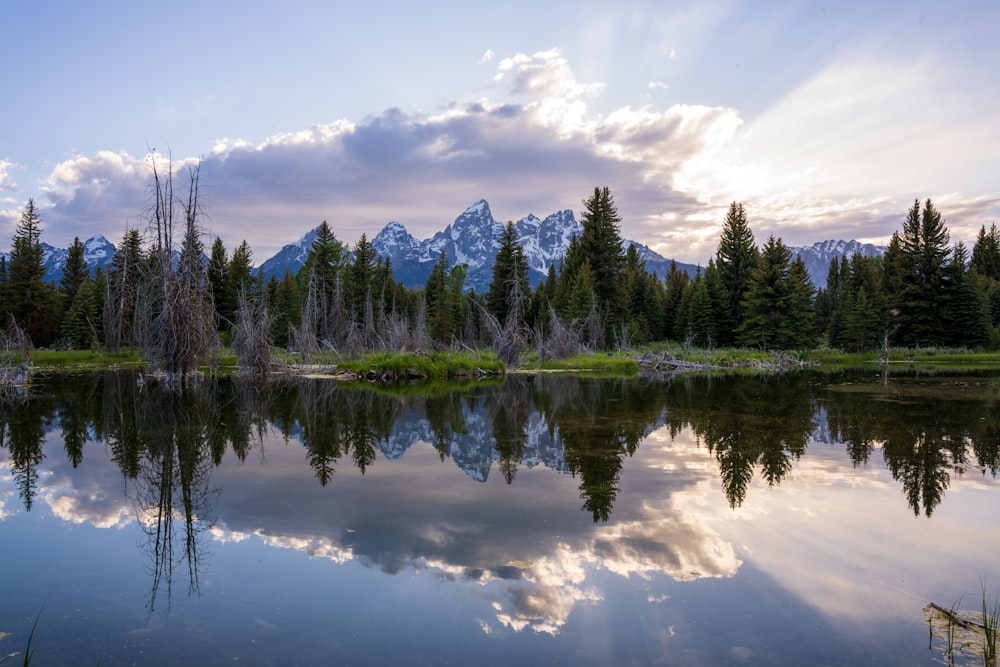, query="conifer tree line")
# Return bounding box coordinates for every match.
[2,182,999,370]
